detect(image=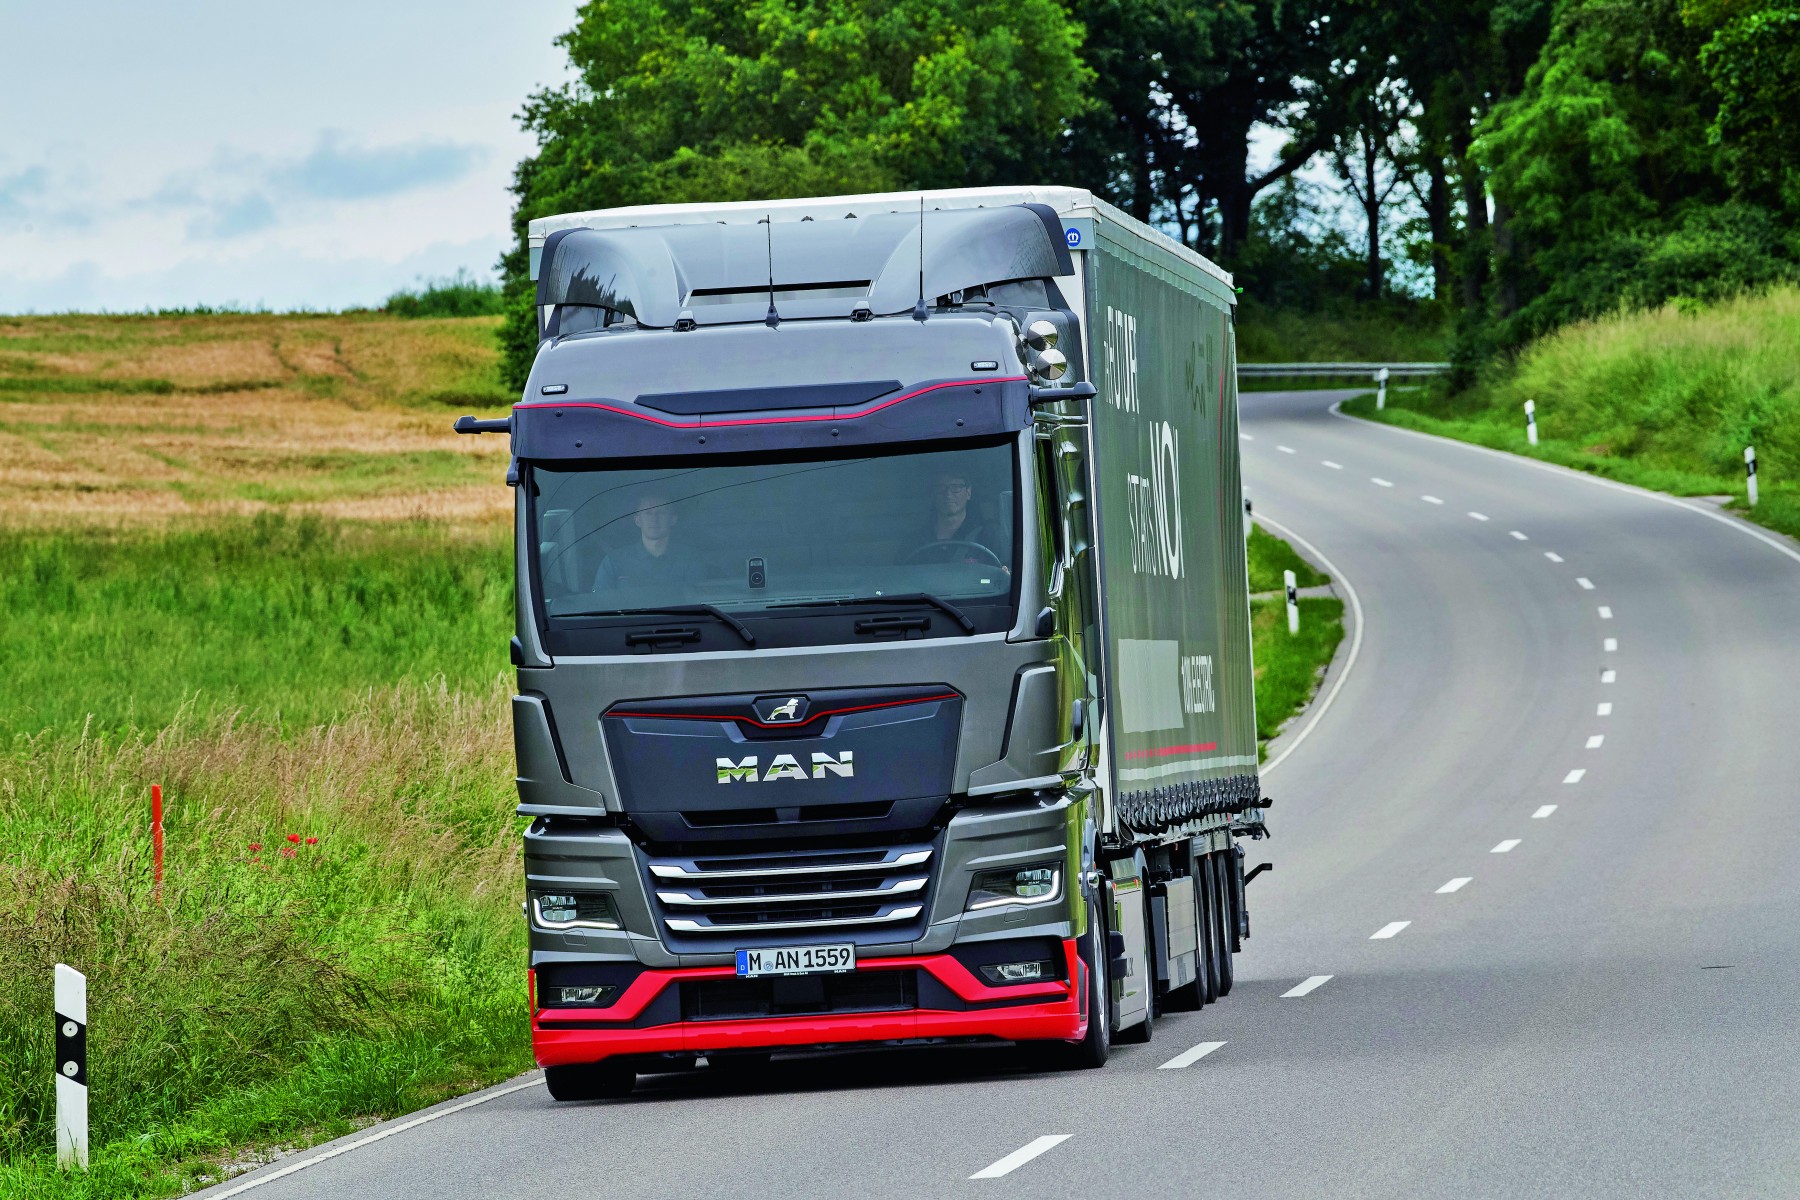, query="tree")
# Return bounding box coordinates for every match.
[1686,0,1800,201]
[497,0,1093,390]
